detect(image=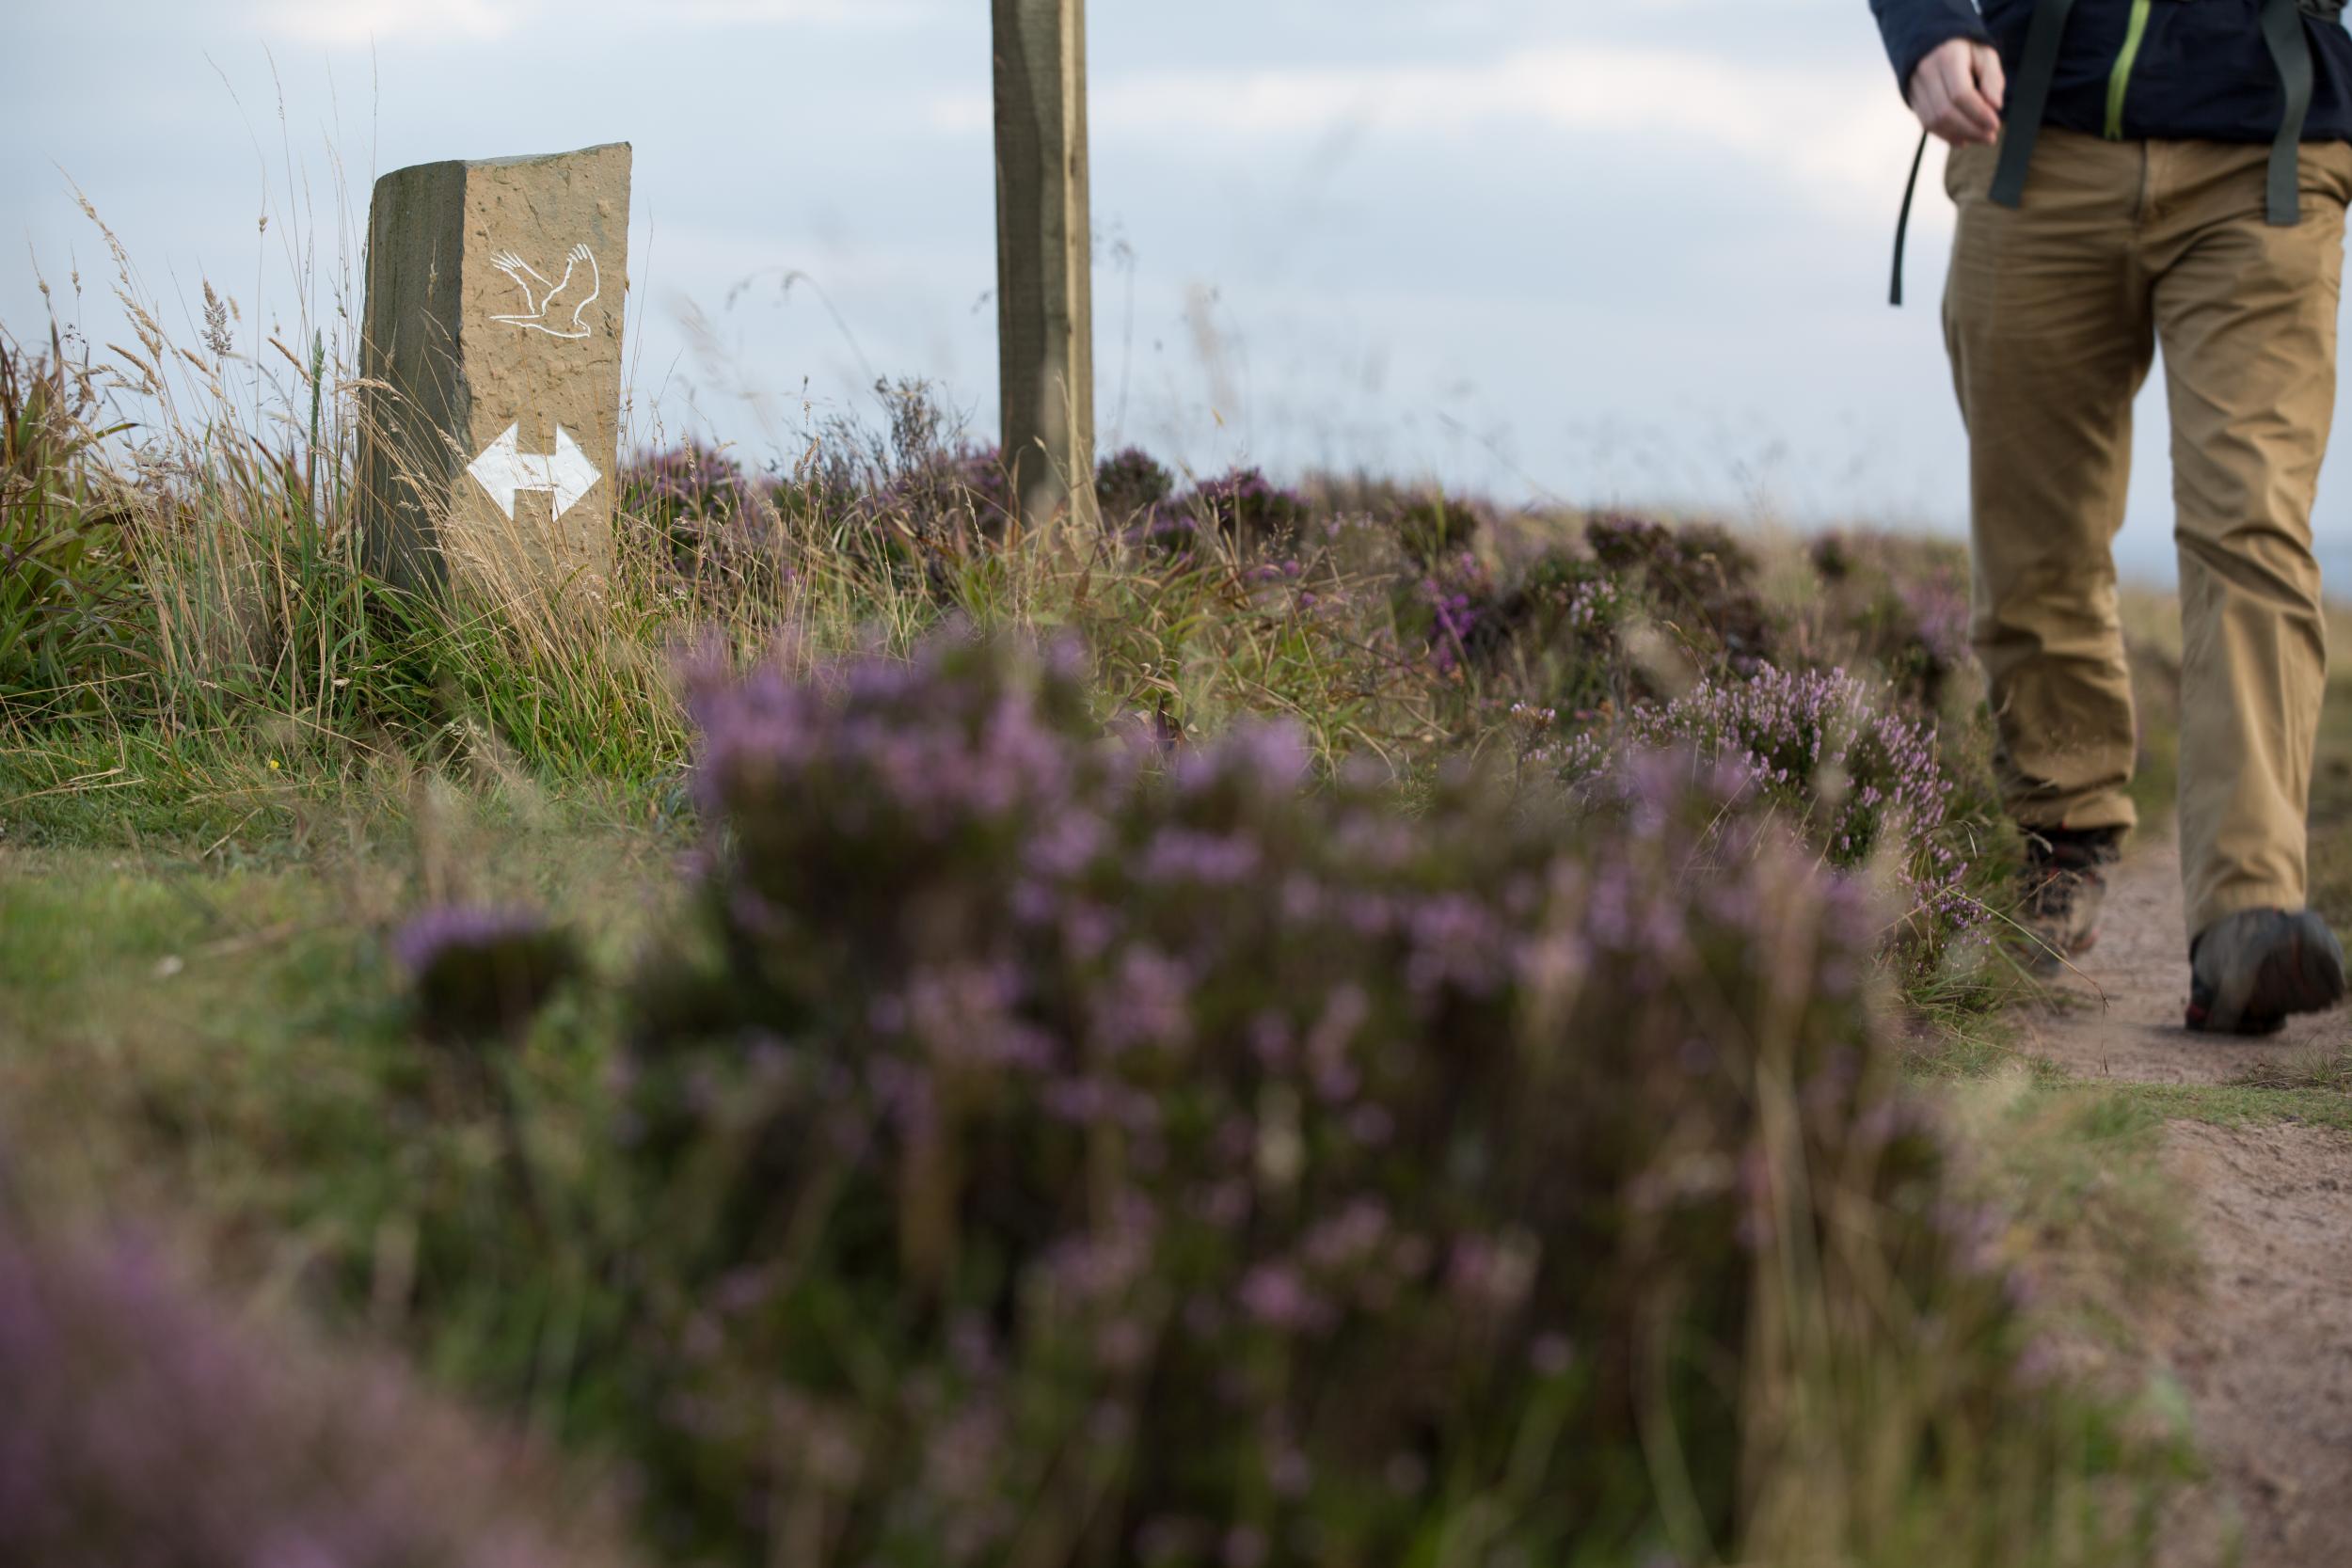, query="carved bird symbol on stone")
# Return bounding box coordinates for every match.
[488,245,600,339]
